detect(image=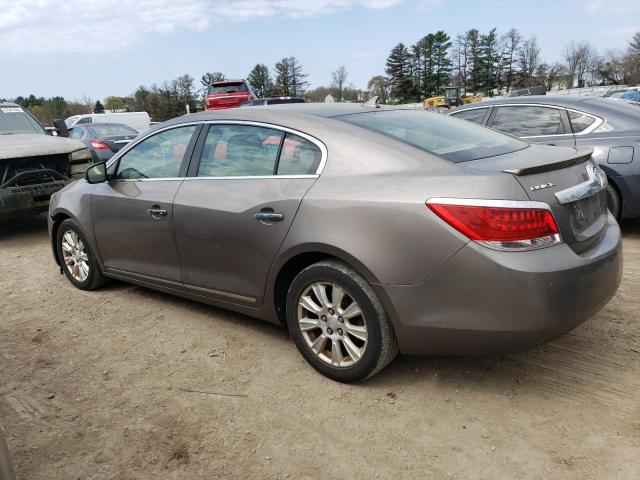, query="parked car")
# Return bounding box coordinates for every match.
[204,79,256,110]
[0,102,92,220]
[69,123,139,162]
[65,112,150,133]
[49,104,621,382]
[239,97,306,107]
[449,96,640,219]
